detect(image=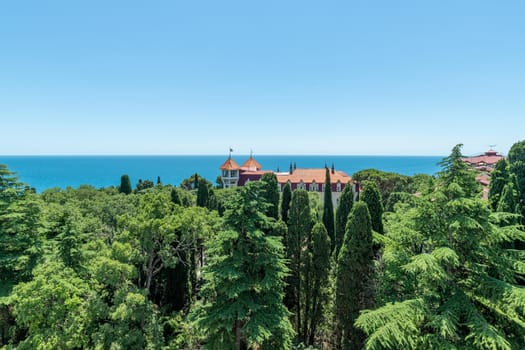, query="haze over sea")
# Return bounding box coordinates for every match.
[1,155,443,192]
